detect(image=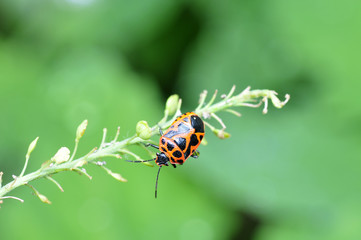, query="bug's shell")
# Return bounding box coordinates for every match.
[157,112,205,166]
